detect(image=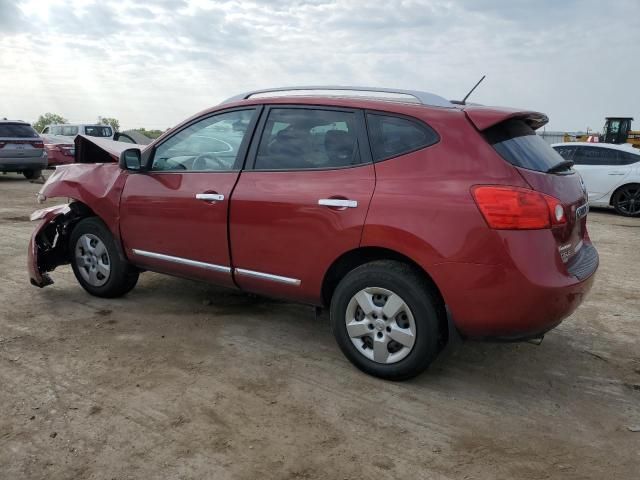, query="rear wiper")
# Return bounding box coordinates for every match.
[547,160,574,174]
